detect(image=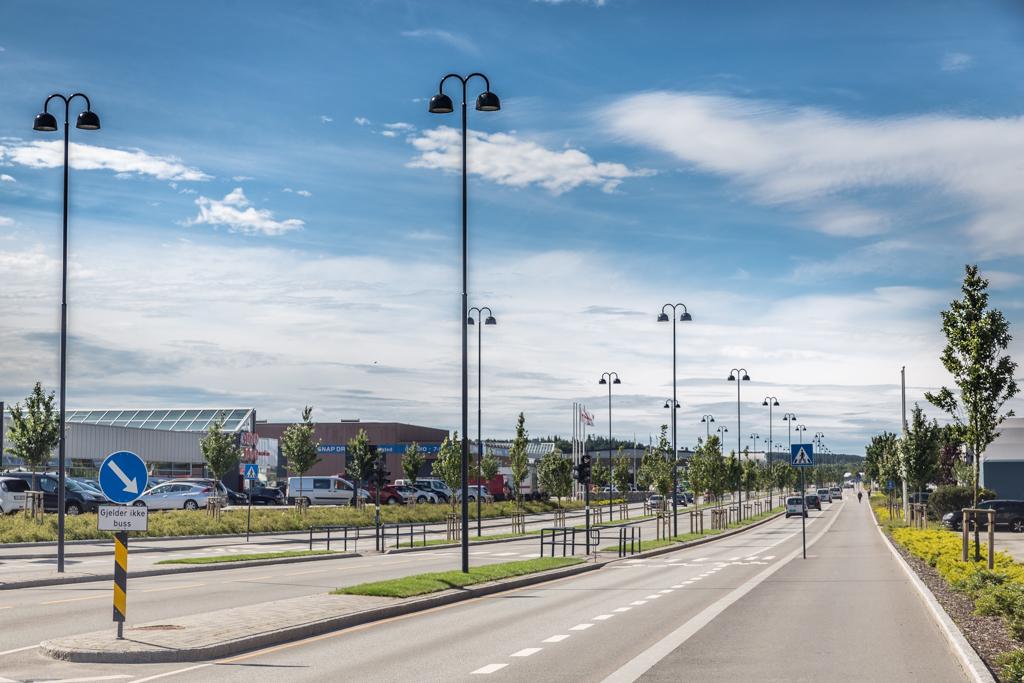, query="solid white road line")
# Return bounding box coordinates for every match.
[472,663,509,674]
[602,502,846,683]
[0,644,38,657]
[511,648,543,657]
[543,635,570,643]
